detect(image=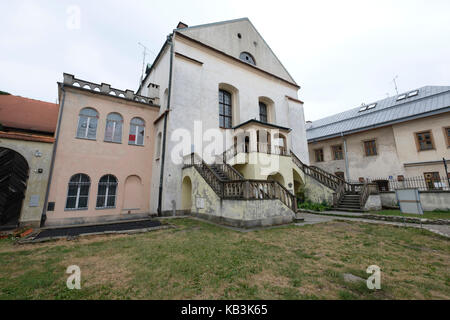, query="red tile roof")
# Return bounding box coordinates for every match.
[0,95,59,133]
